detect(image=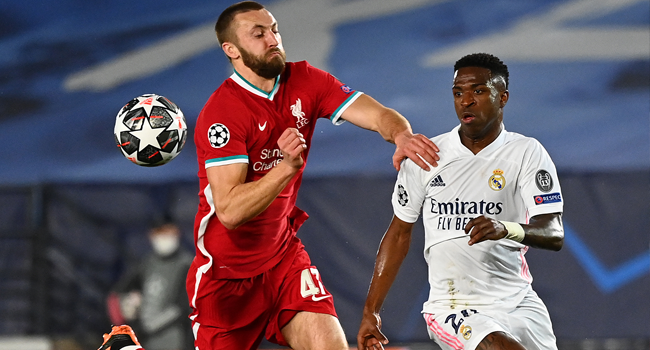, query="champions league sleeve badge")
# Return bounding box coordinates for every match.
[397,184,409,206]
[208,123,230,148]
